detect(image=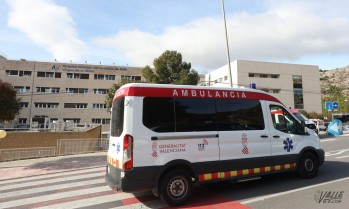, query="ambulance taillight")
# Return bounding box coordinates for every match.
[123,134,133,170]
